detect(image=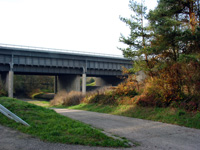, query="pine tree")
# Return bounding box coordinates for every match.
[149,0,200,59]
[119,0,152,70]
